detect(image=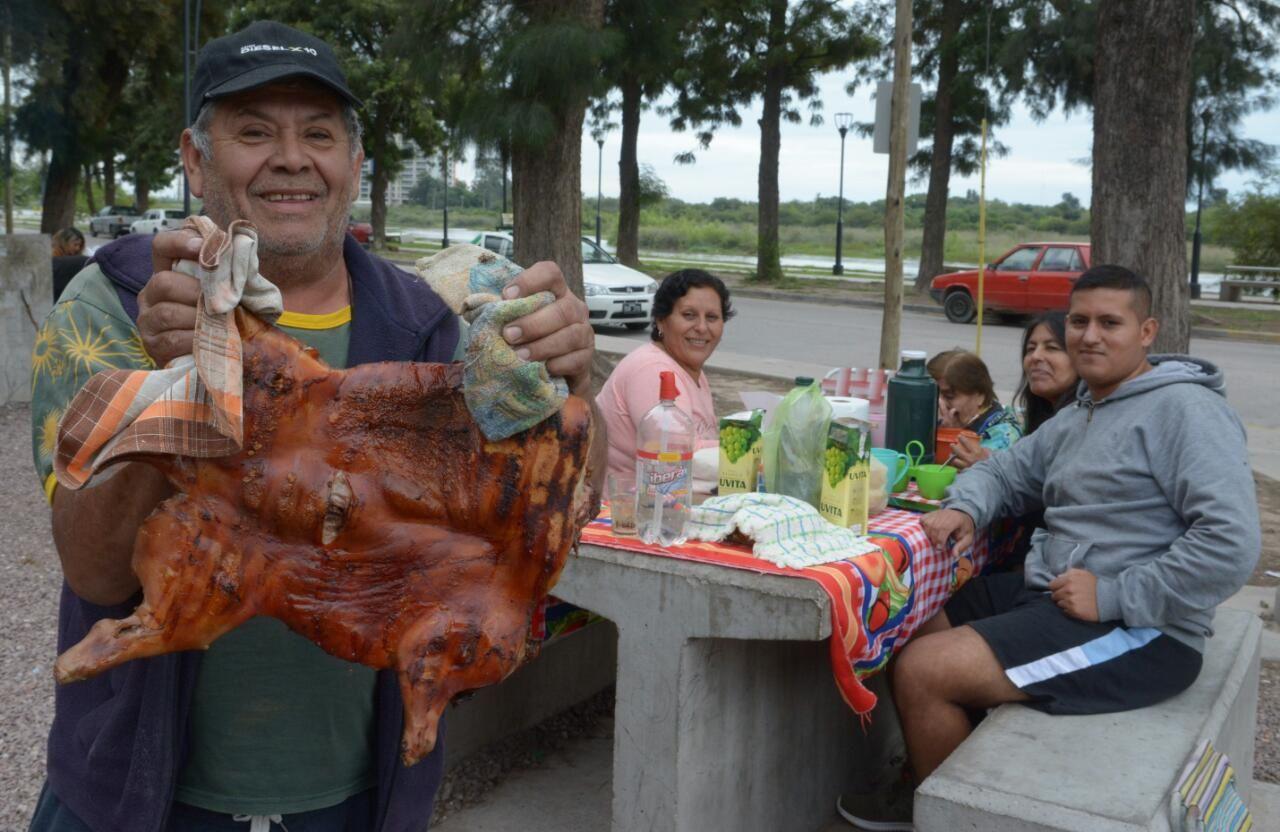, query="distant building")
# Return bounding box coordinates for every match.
[357,137,455,206]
